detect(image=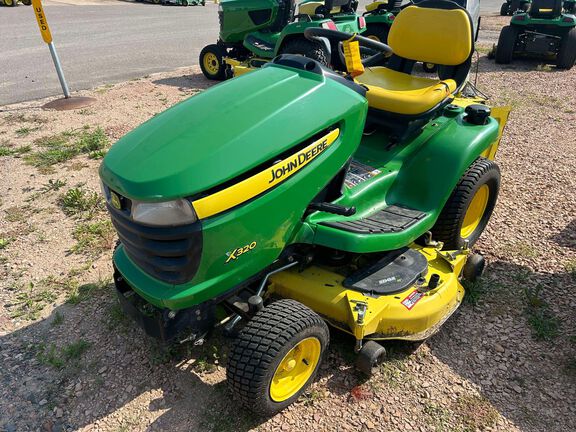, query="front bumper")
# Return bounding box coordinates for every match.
[114,266,215,343]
